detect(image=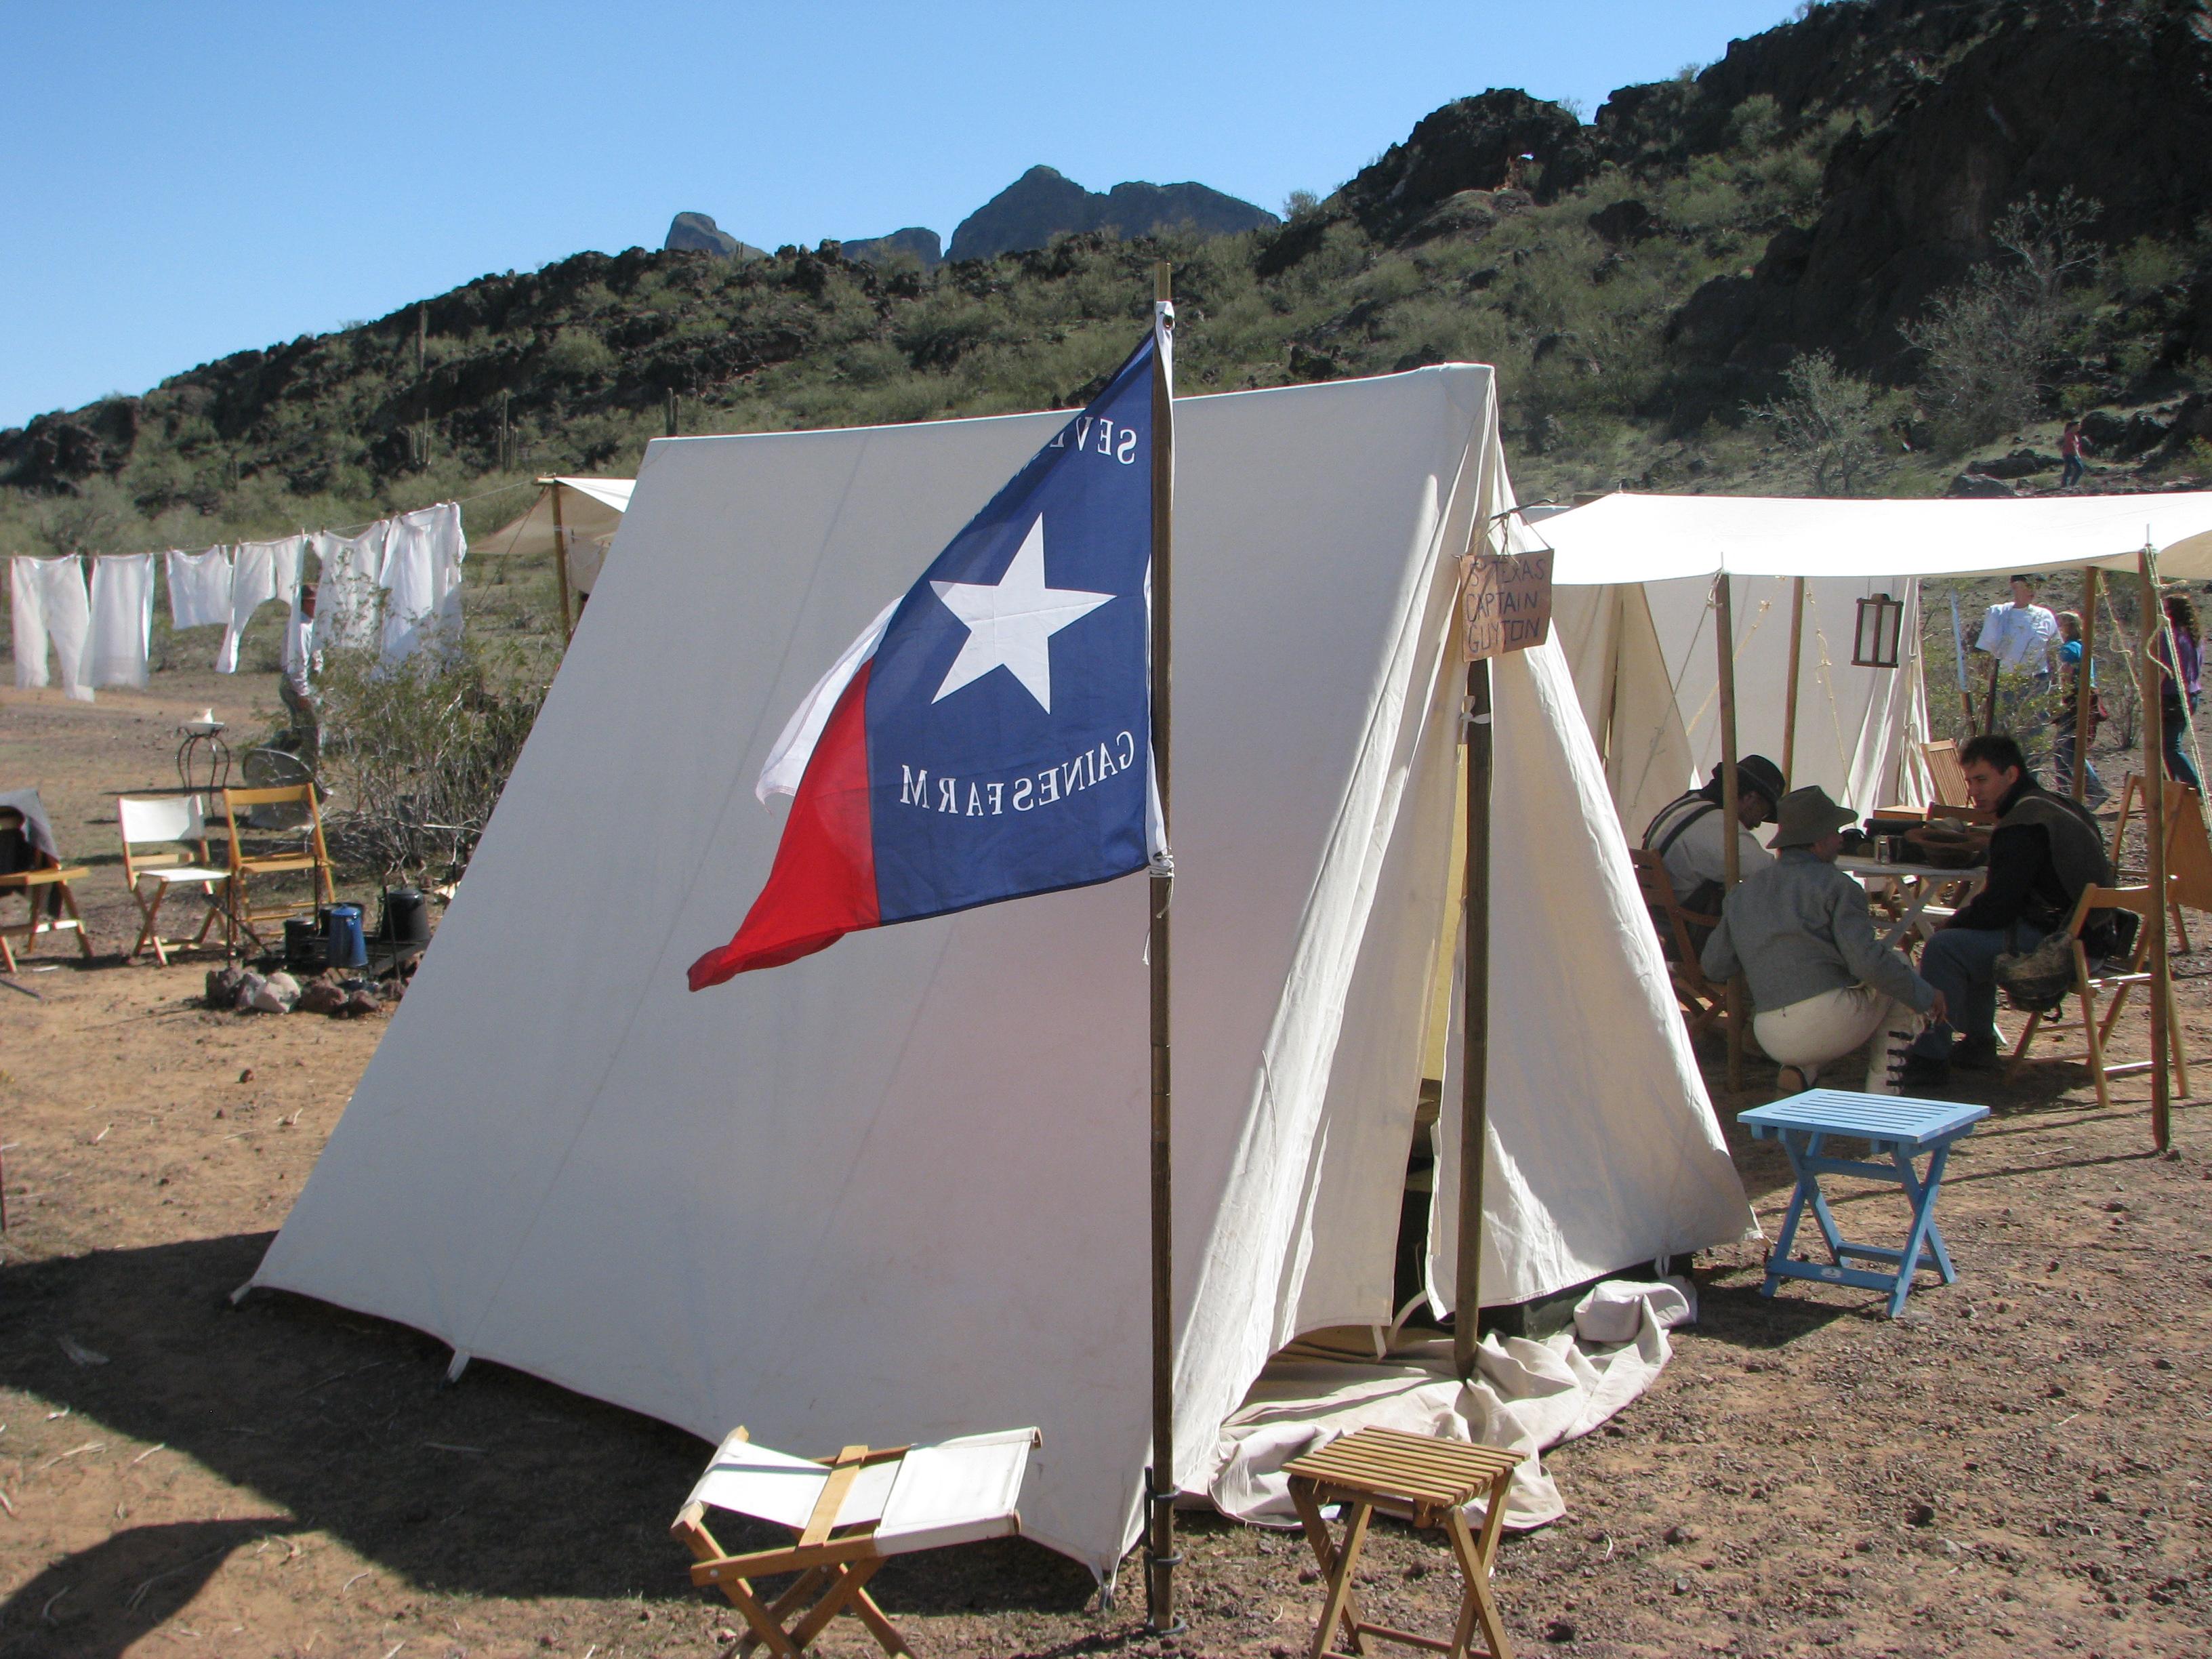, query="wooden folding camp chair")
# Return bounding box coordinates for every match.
[2108,773,2210,951]
[218,783,335,953]
[674,1426,1037,1658]
[0,796,96,973]
[1629,848,1727,1040]
[2007,882,2190,1112]
[117,793,230,964]
[1922,739,1971,811]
